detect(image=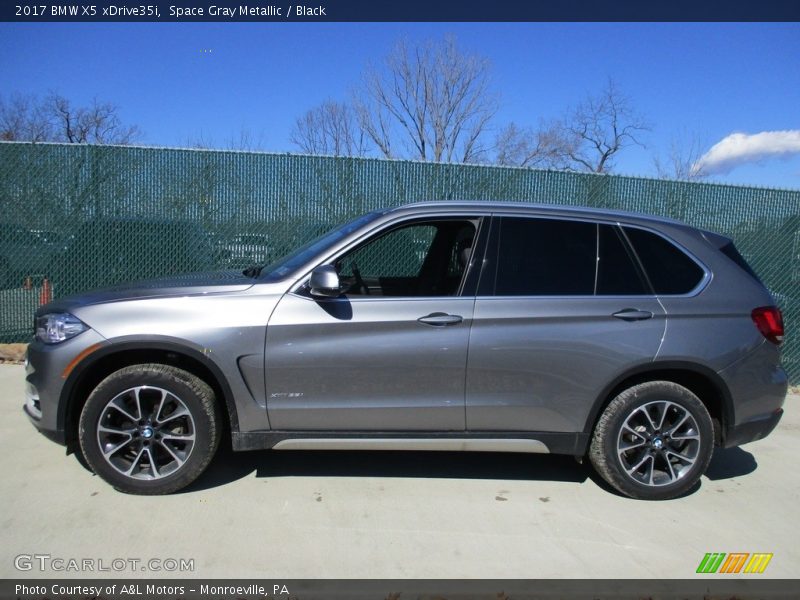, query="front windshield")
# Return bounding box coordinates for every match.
[259,211,385,282]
